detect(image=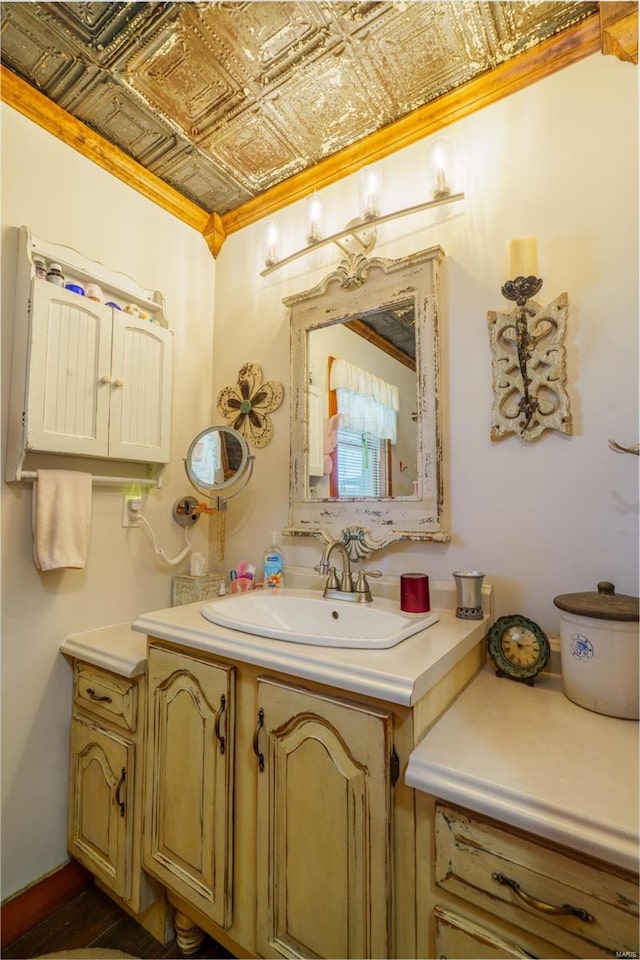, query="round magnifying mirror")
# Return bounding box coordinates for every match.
[185,426,250,496]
